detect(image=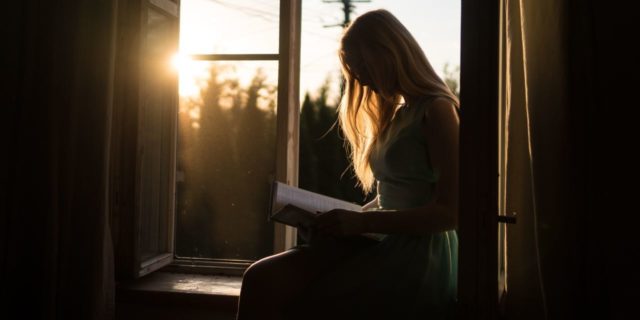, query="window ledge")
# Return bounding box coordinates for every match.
[116,271,242,316]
